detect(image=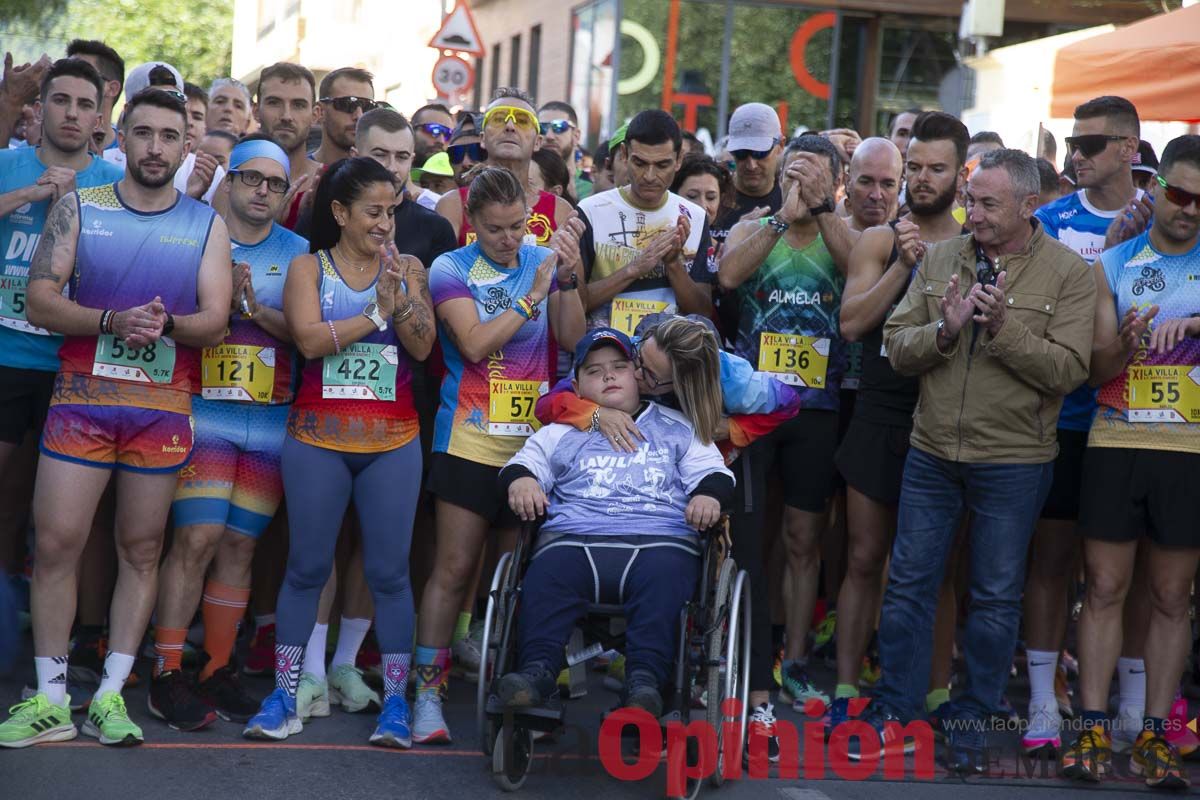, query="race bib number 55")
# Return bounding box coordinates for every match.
[1128,365,1200,423]
[757,332,829,388]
